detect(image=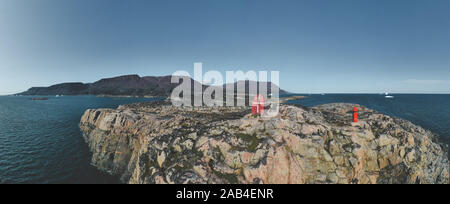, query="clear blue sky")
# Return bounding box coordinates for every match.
[1,0,449,94]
